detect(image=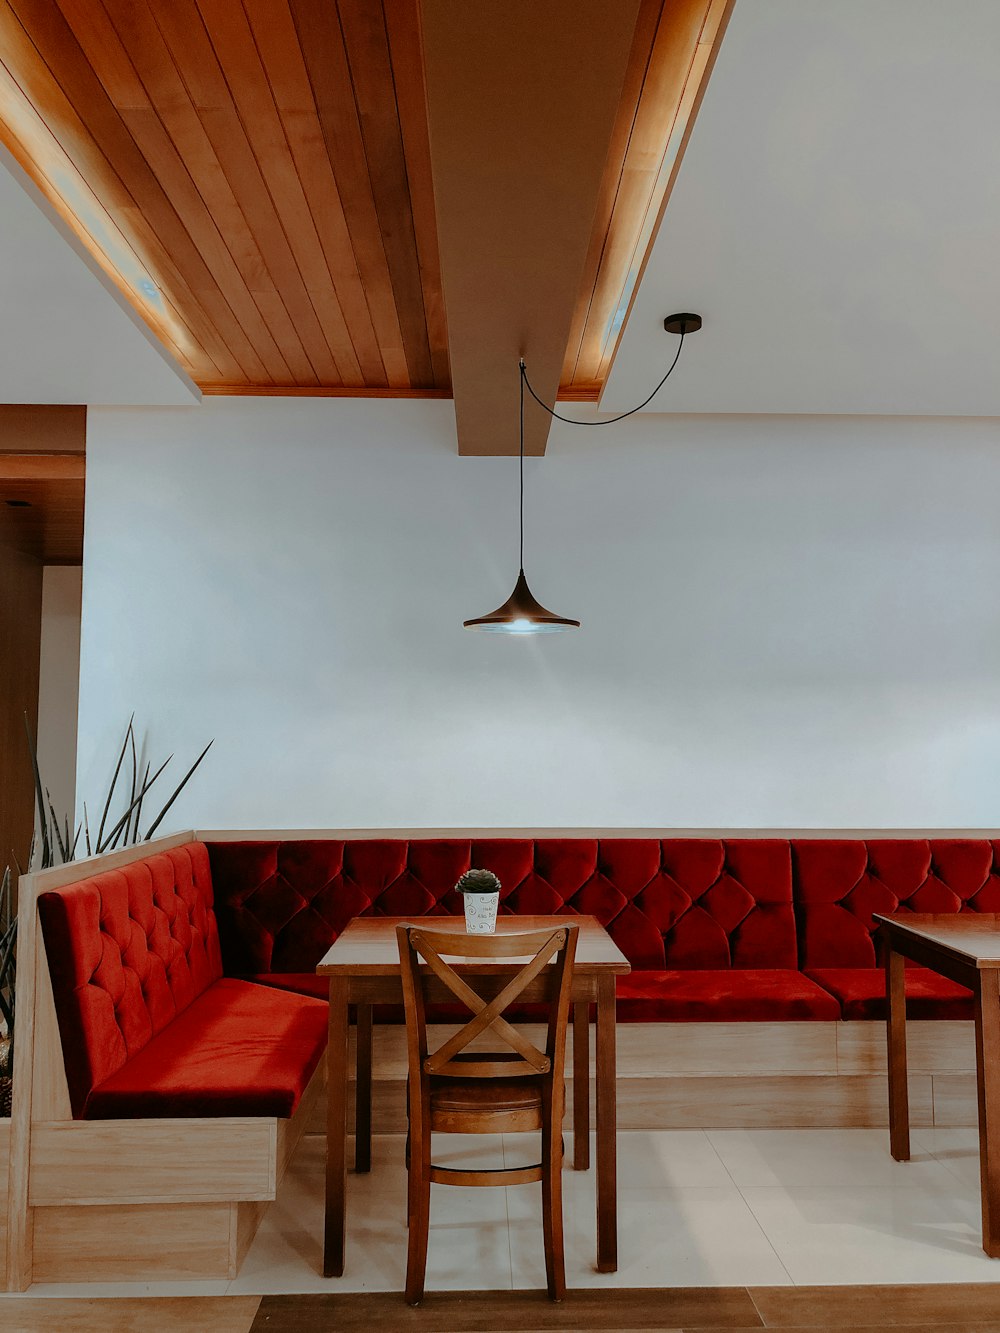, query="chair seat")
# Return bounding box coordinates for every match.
[804,967,974,1020]
[430,1076,544,1115]
[84,978,328,1119]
